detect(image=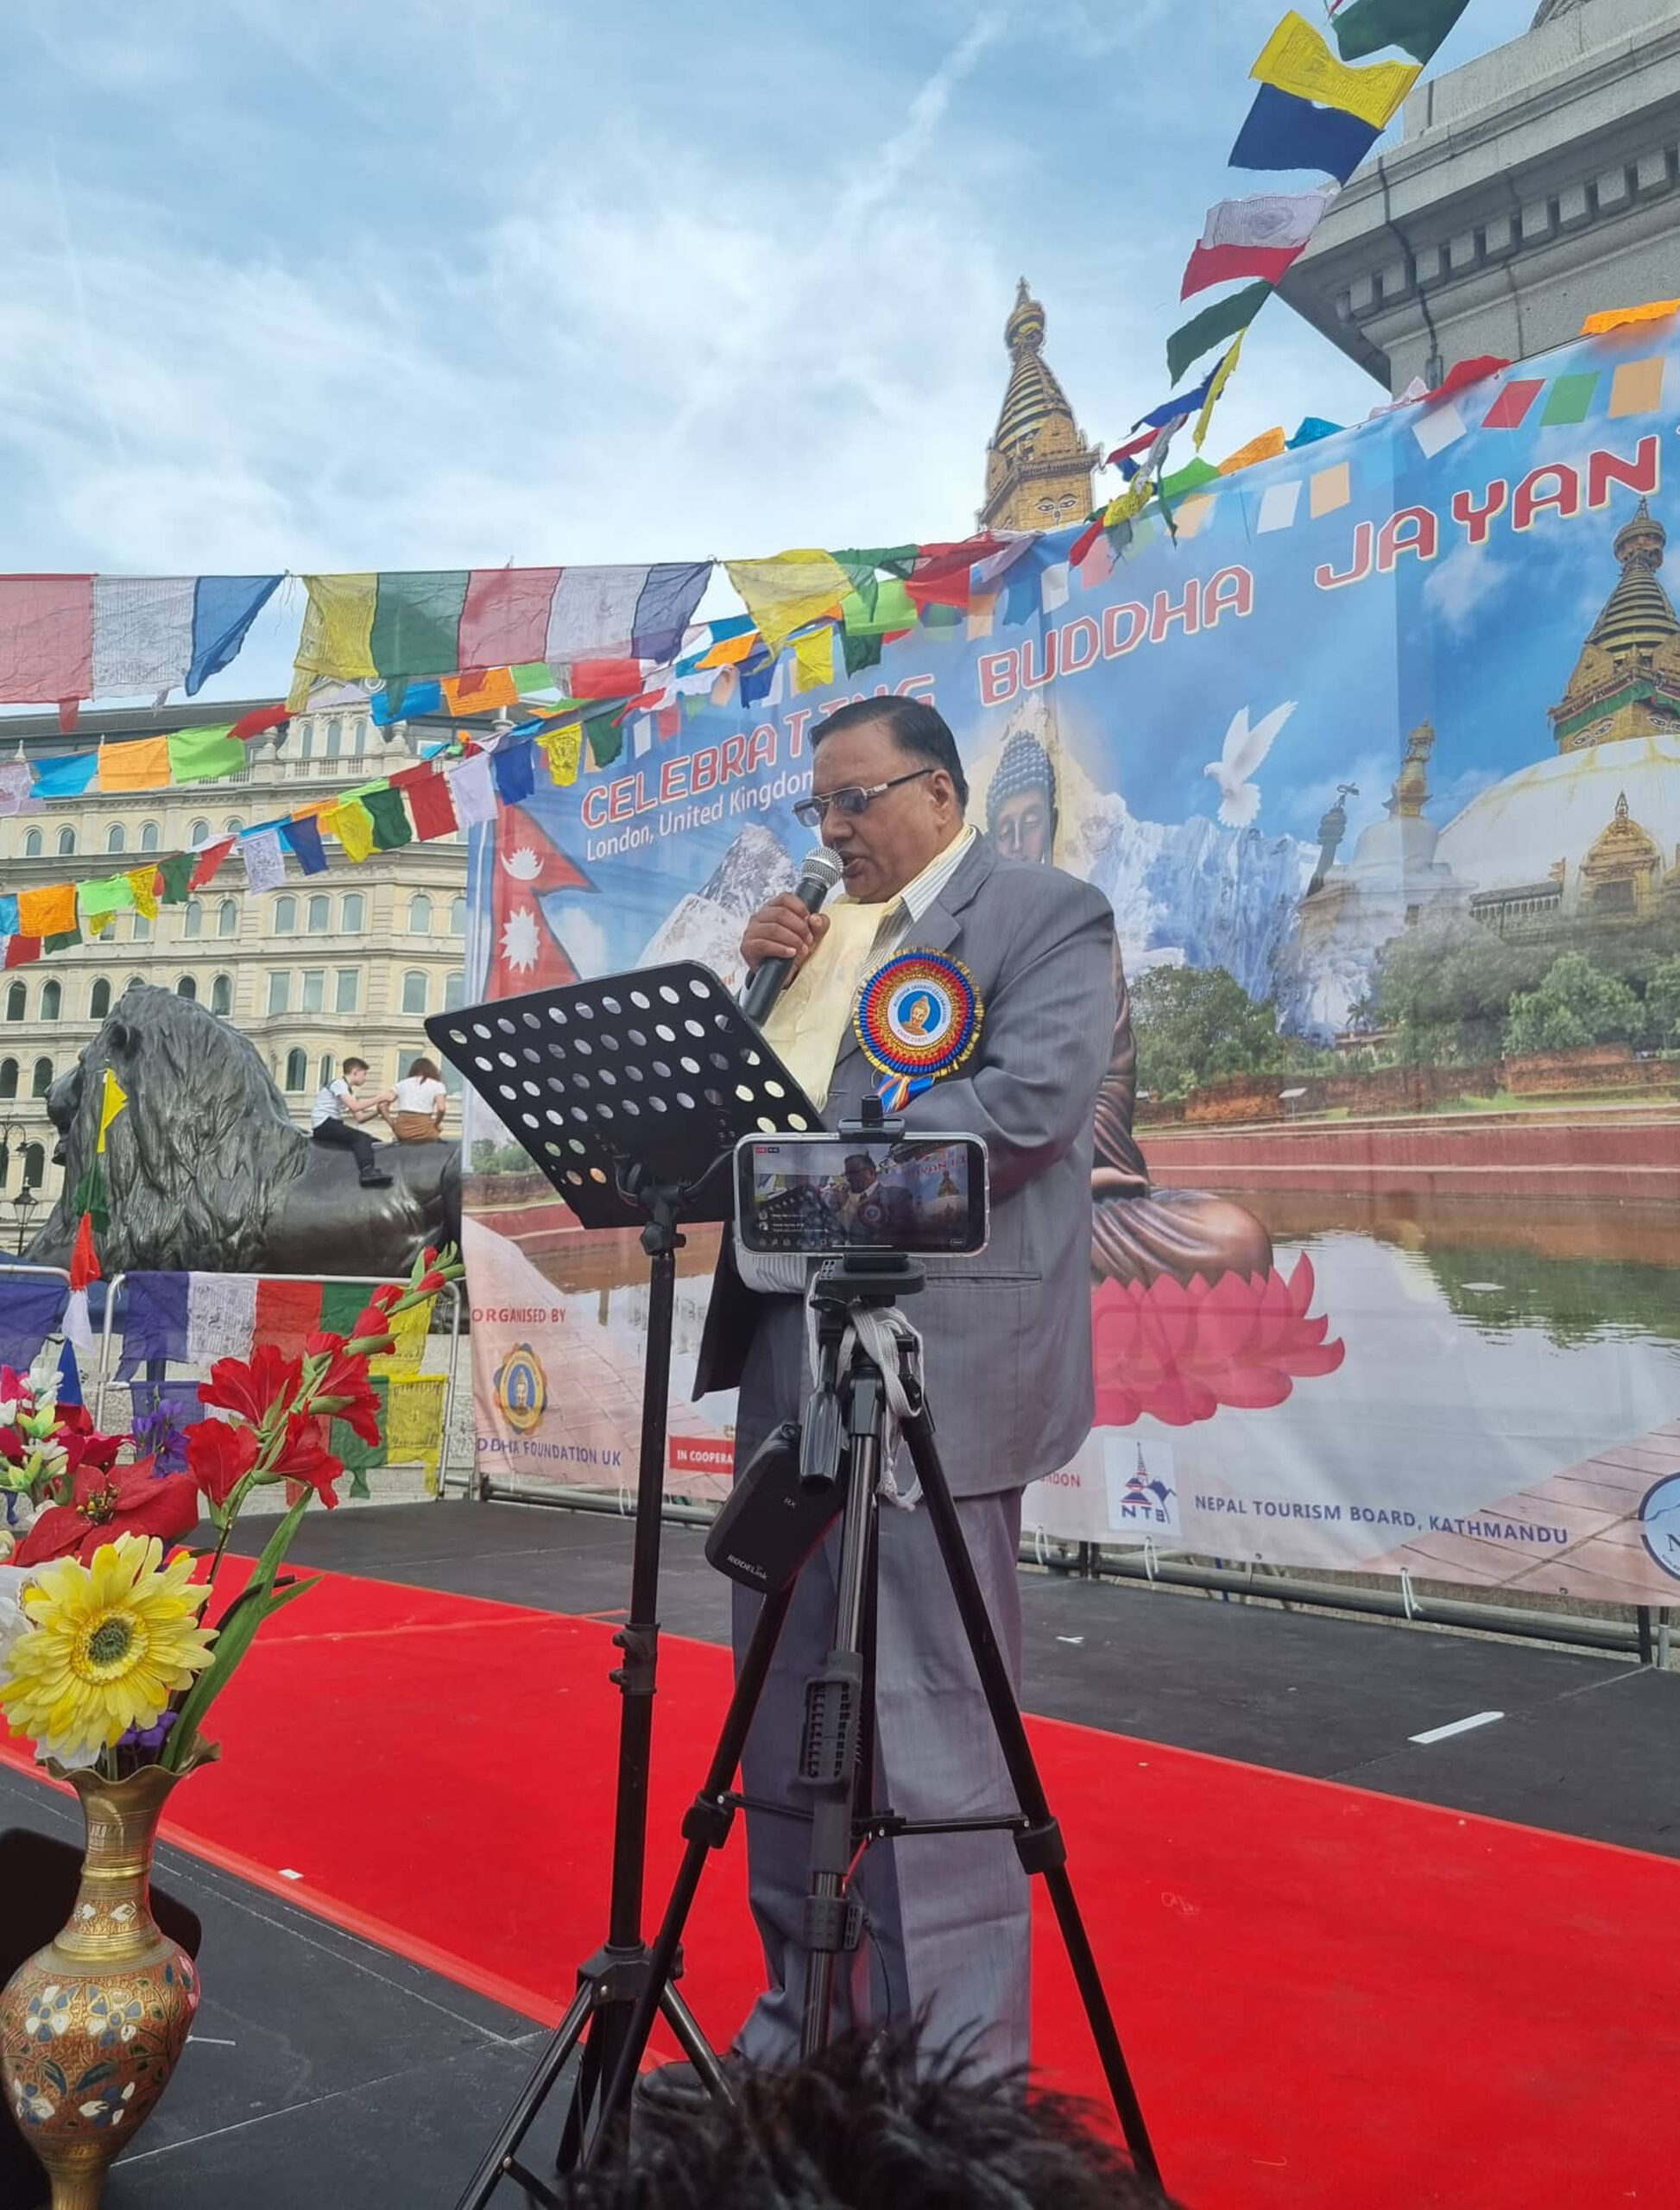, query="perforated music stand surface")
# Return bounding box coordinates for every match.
[426,960,823,1228]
